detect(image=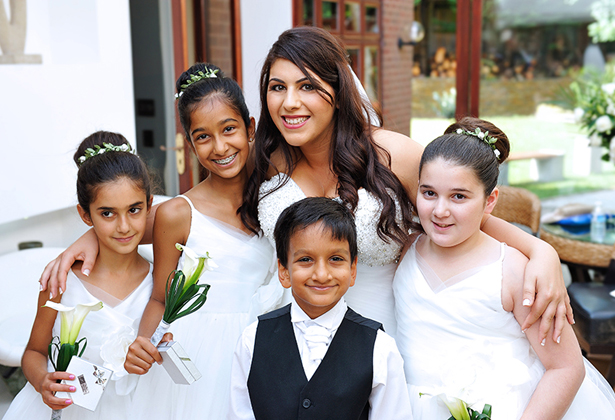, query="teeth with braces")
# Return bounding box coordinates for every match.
[214,153,237,165]
[284,116,308,125]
